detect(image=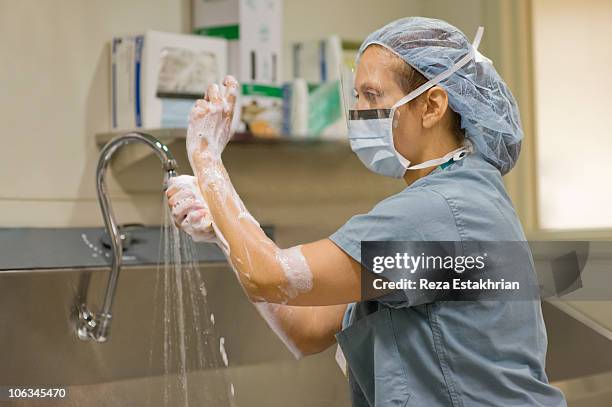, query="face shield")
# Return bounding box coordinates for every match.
[340,65,393,122]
